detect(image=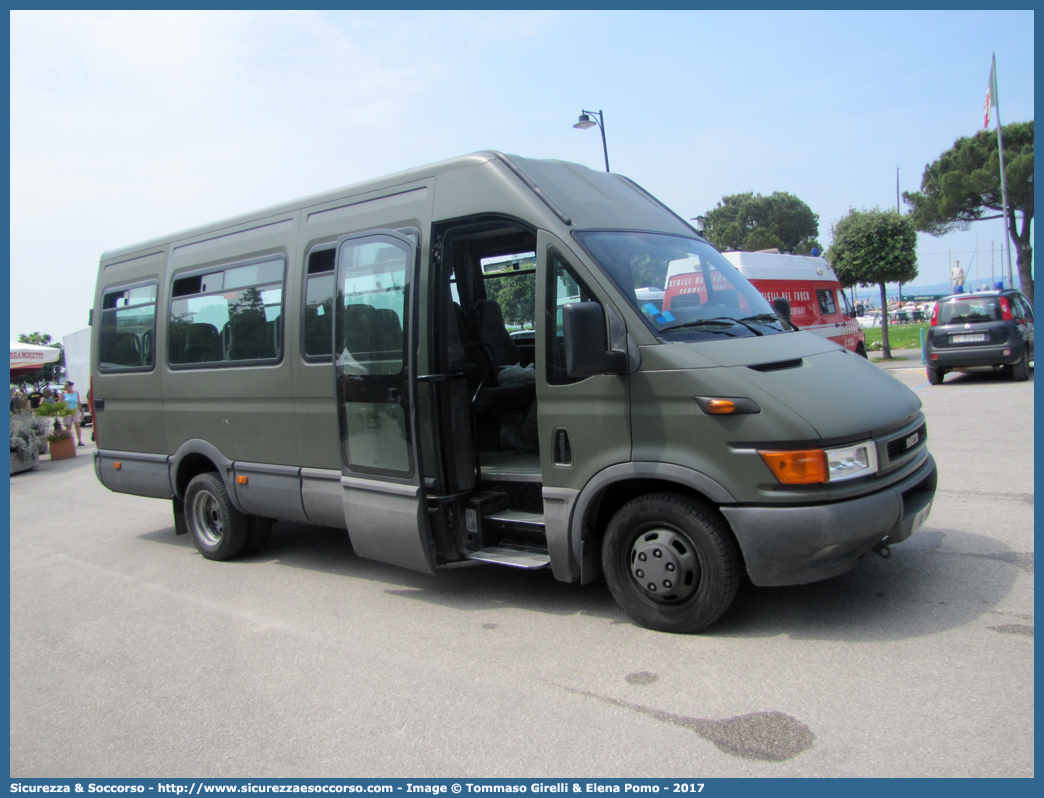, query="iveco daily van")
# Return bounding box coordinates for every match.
[91,152,937,632]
